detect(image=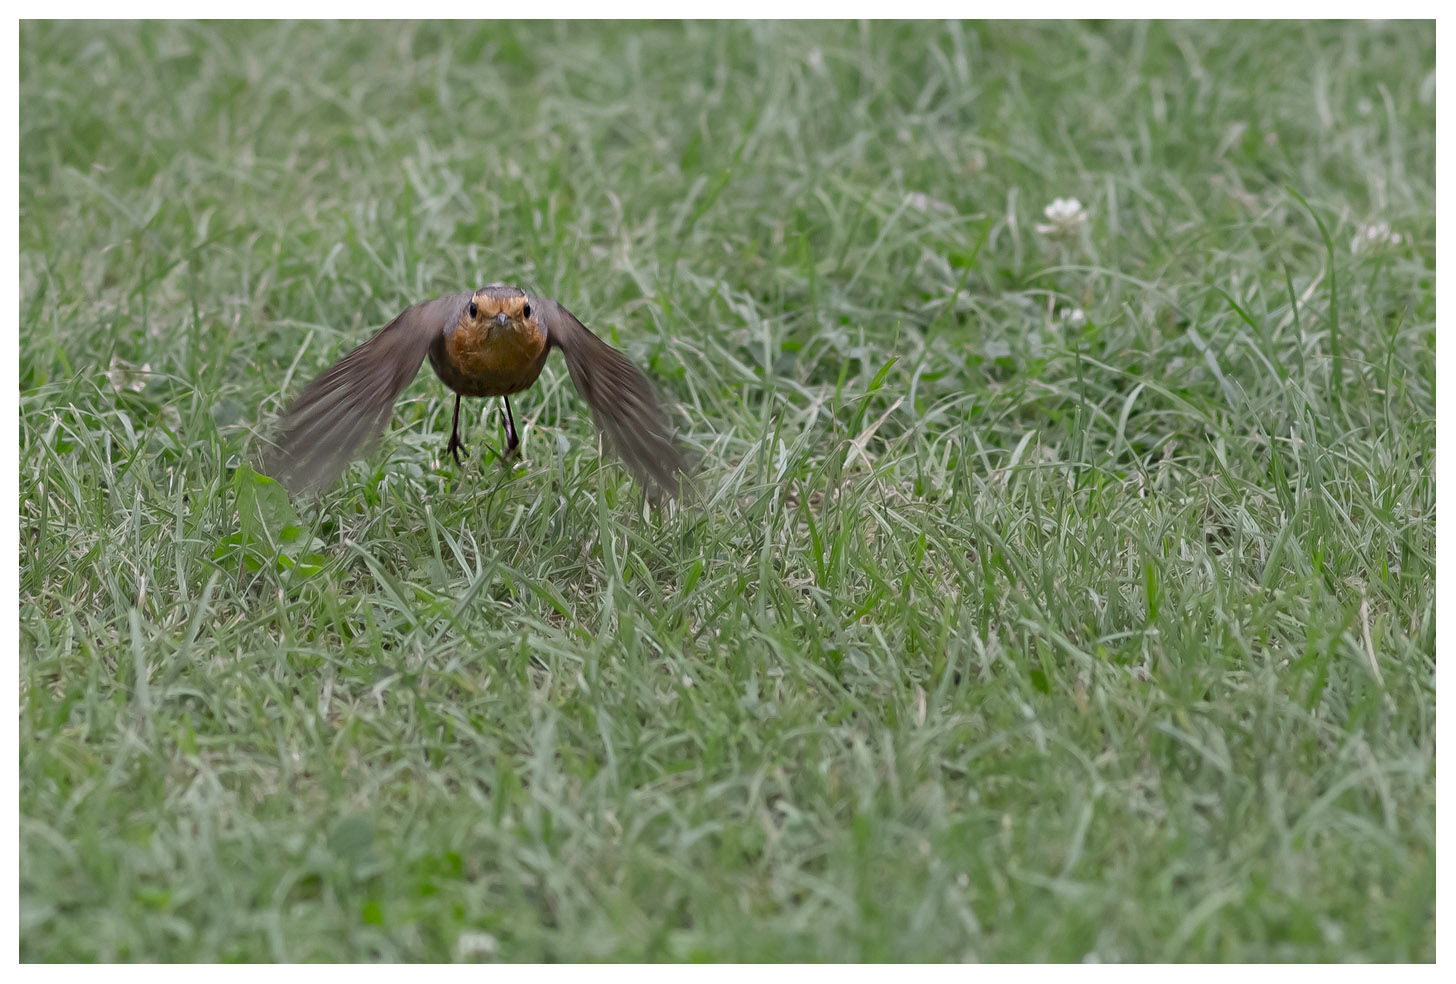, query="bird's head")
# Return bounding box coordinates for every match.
[462,283,537,332]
